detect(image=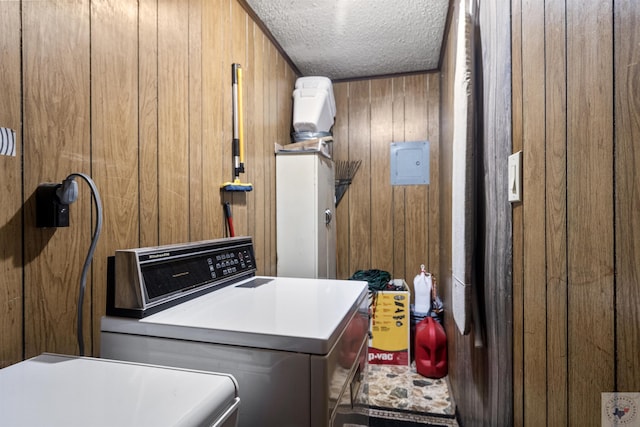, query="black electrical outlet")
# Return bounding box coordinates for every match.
[36,183,70,227]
